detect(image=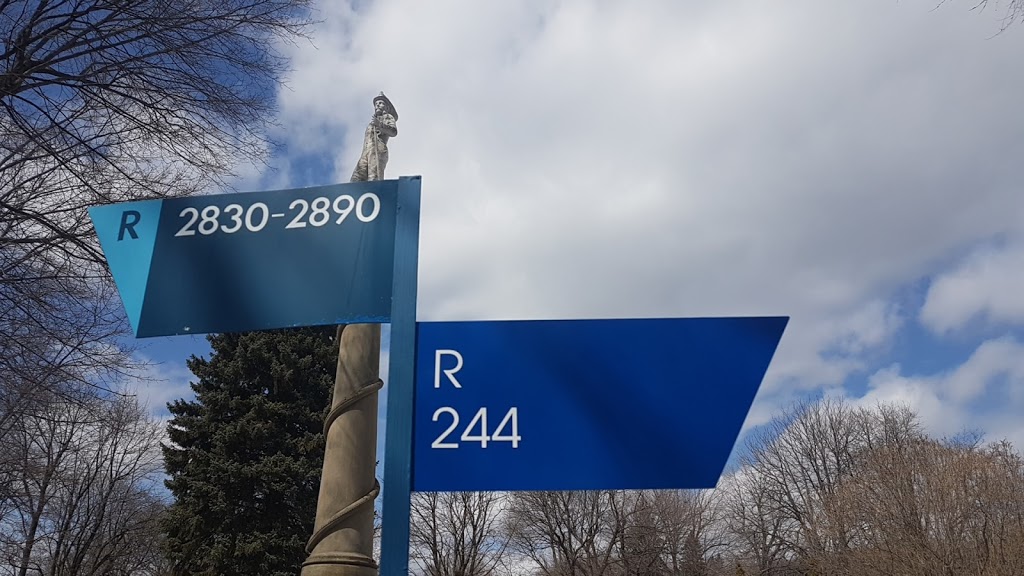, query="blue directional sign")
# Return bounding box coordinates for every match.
[89,179,413,337]
[411,317,787,492]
